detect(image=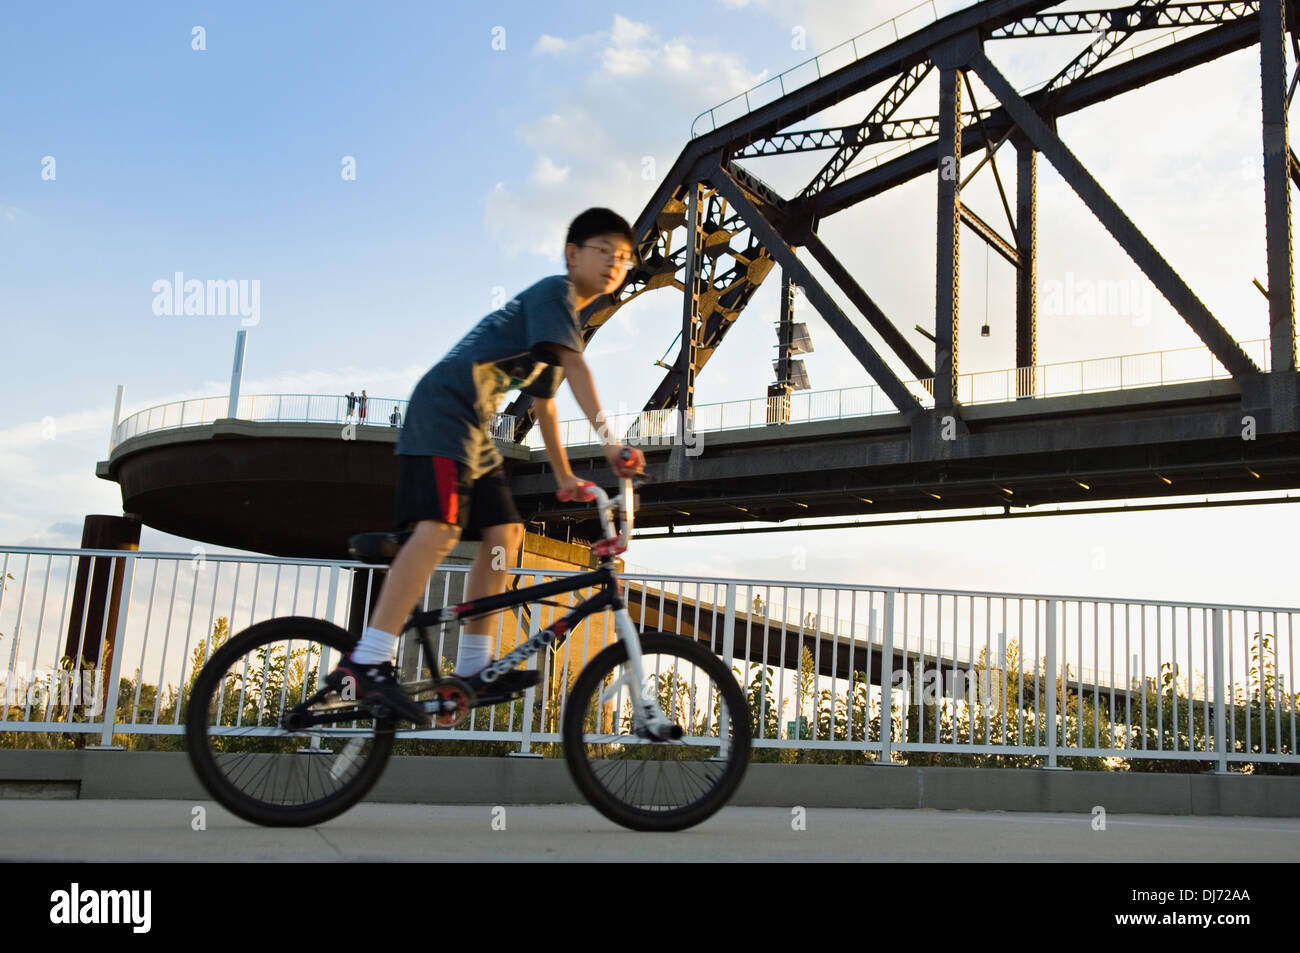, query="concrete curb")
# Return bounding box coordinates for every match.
[2,751,1298,816]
